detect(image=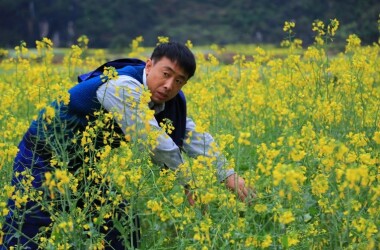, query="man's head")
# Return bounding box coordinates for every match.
[145,42,196,104]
